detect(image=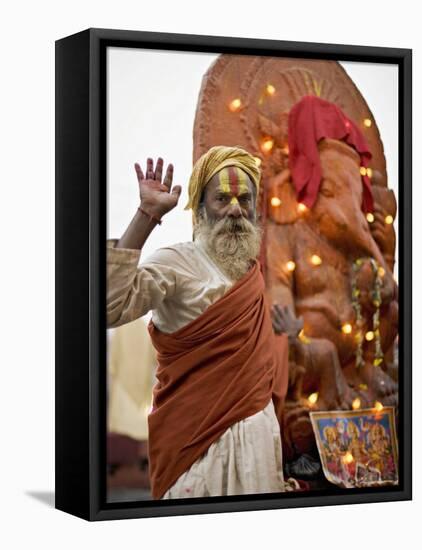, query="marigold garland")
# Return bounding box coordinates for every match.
[351,258,384,369]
